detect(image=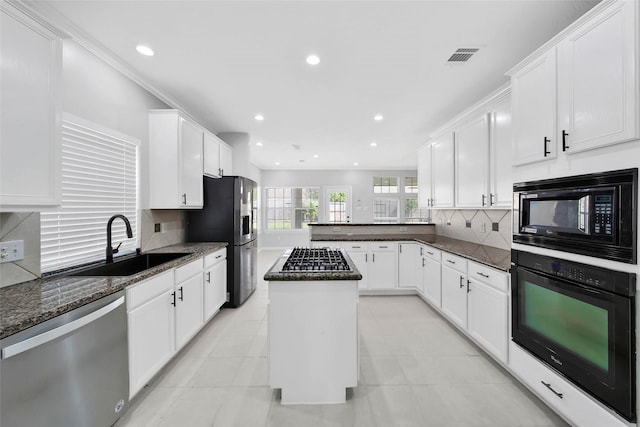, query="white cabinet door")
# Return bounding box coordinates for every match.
[441,264,467,329]
[175,272,204,350]
[219,141,233,176]
[398,243,421,288]
[348,251,369,290]
[417,144,433,208]
[204,256,227,321]
[489,94,512,207]
[370,248,397,289]
[511,49,557,166]
[467,278,508,363]
[557,0,637,154]
[127,288,175,398]
[179,118,204,207]
[1,7,61,208]
[431,133,455,208]
[203,131,222,178]
[422,256,441,307]
[455,114,489,208]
